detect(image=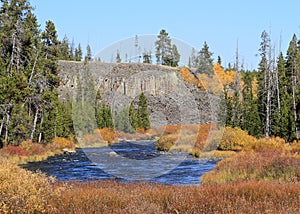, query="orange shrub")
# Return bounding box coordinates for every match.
[52,137,74,149]
[20,141,46,156]
[163,125,182,135]
[136,128,146,134]
[0,145,28,156]
[96,128,119,144]
[81,132,105,147]
[155,124,218,152]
